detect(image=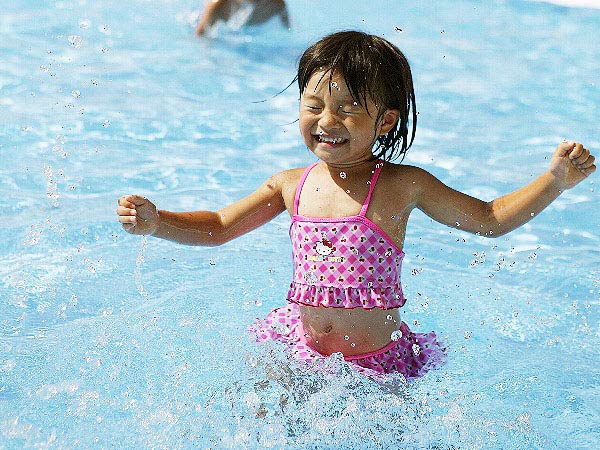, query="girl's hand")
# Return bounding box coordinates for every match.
[117,195,159,235]
[549,142,596,191]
